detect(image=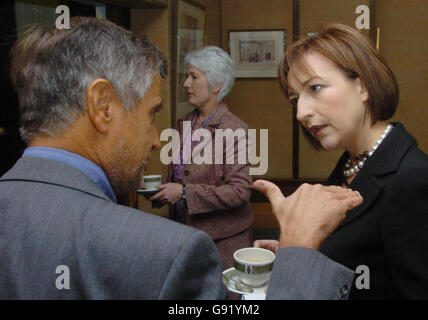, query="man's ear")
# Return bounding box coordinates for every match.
[86,79,116,134]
